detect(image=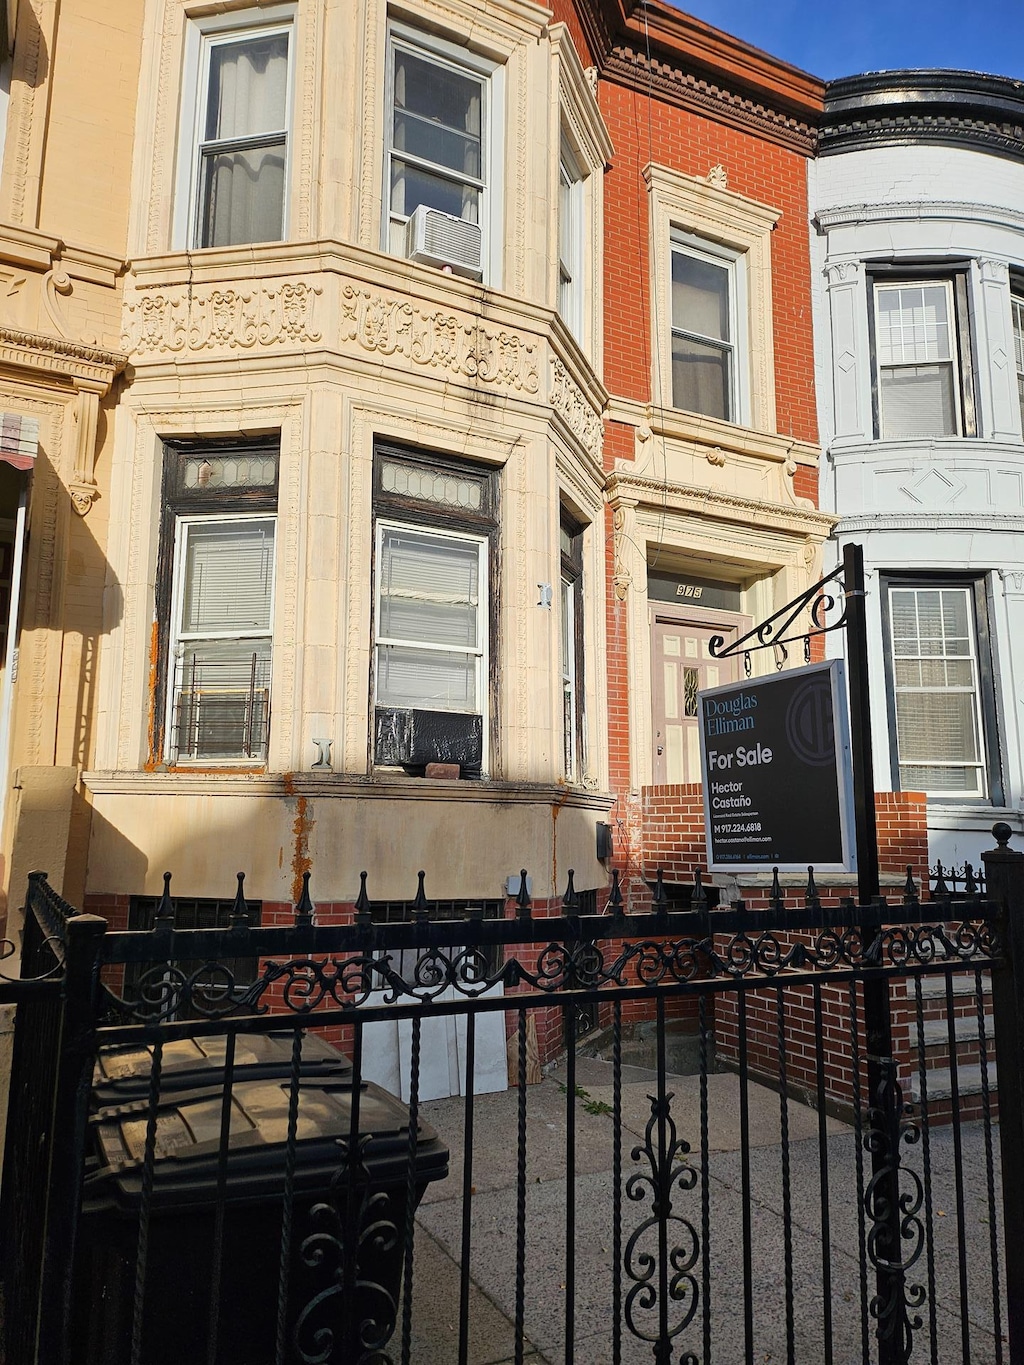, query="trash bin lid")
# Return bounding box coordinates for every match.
[93,1031,352,1105]
[85,1078,448,1214]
